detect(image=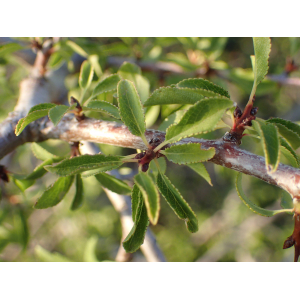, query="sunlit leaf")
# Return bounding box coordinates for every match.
[252,119,280,173]
[66,40,88,57]
[118,62,150,103]
[84,100,120,119]
[15,103,56,136]
[250,37,271,99]
[35,245,72,262]
[236,173,292,216]
[123,184,149,253]
[158,110,186,131]
[81,166,123,178]
[161,143,215,165]
[70,174,84,210]
[31,143,57,161]
[79,60,94,91]
[163,98,233,145]
[149,157,167,178]
[26,157,63,181]
[0,42,23,56]
[157,172,198,232]
[267,118,300,149]
[144,87,208,106]
[187,162,212,186]
[177,78,230,98]
[34,176,74,209]
[89,54,103,77]
[83,236,99,262]
[280,137,299,168]
[117,79,146,139]
[95,173,131,195]
[134,172,160,225]
[49,104,75,126]
[45,154,123,176]
[11,175,34,192]
[145,106,160,128]
[92,74,121,97]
